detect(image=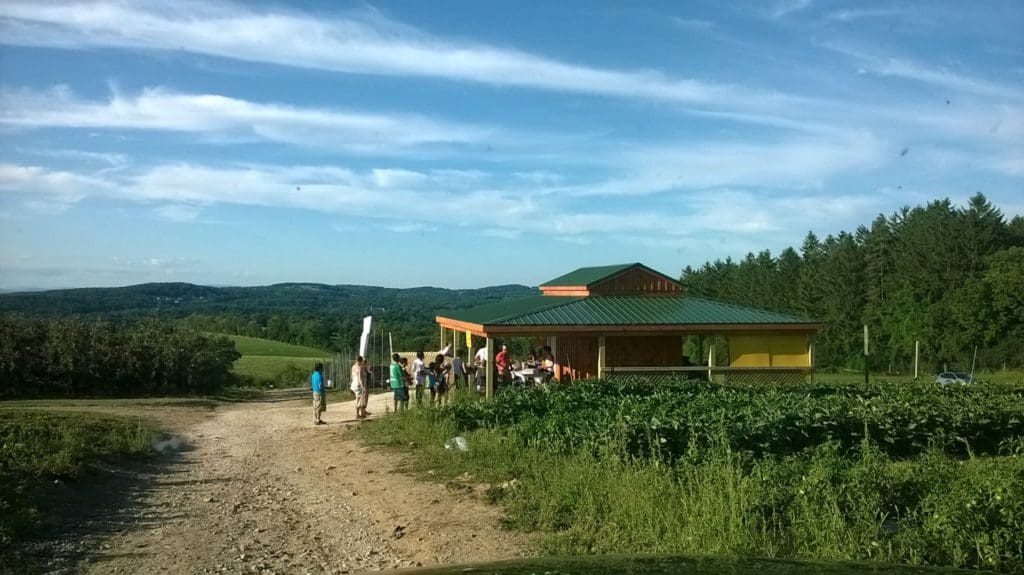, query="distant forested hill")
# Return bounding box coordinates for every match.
[0,282,535,353]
